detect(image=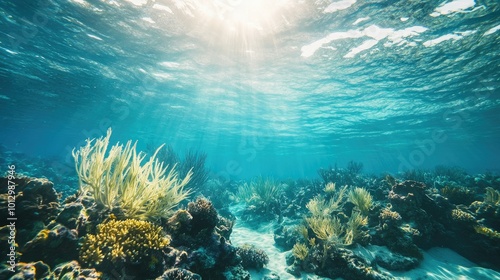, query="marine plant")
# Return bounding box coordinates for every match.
[305,216,344,243]
[79,219,170,266]
[306,196,336,217]
[346,210,368,242]
[441,186,476,205]
[292,243,308,261]
[152,145,209,191]
[484,187,500,206]
[180,149,209,190]
[72,128,192,220]
[237,177,283,213]
[324,181,336,194]
[346,160,363,174]
[349,187,373,215]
